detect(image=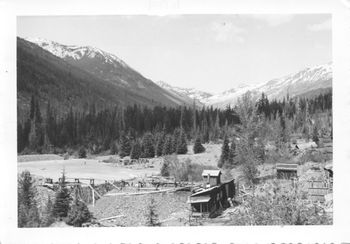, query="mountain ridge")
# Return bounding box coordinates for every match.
[159,63,332,108]
[19,37,194,117]
[17,37,194,120]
